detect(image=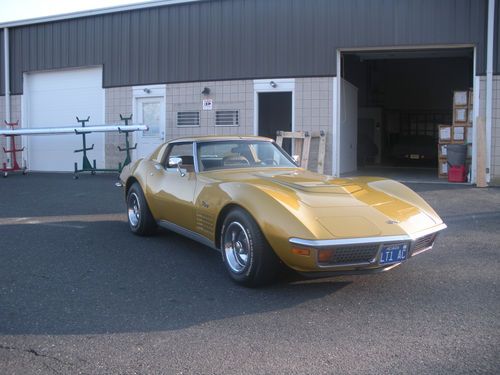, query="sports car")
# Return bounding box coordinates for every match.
[119,136,446,286]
